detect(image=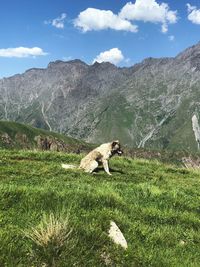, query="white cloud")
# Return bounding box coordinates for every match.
[119,0,178,33]
[169,35,175,41]
[0,47,48,58]
[63,56,72,61]
[187,3,200,24]
[93,48,124,65]
[187,3,196,13]
[161,23,168,33]
[74,8,138,32]
[45,13,67,29]
[125,58,131,63]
